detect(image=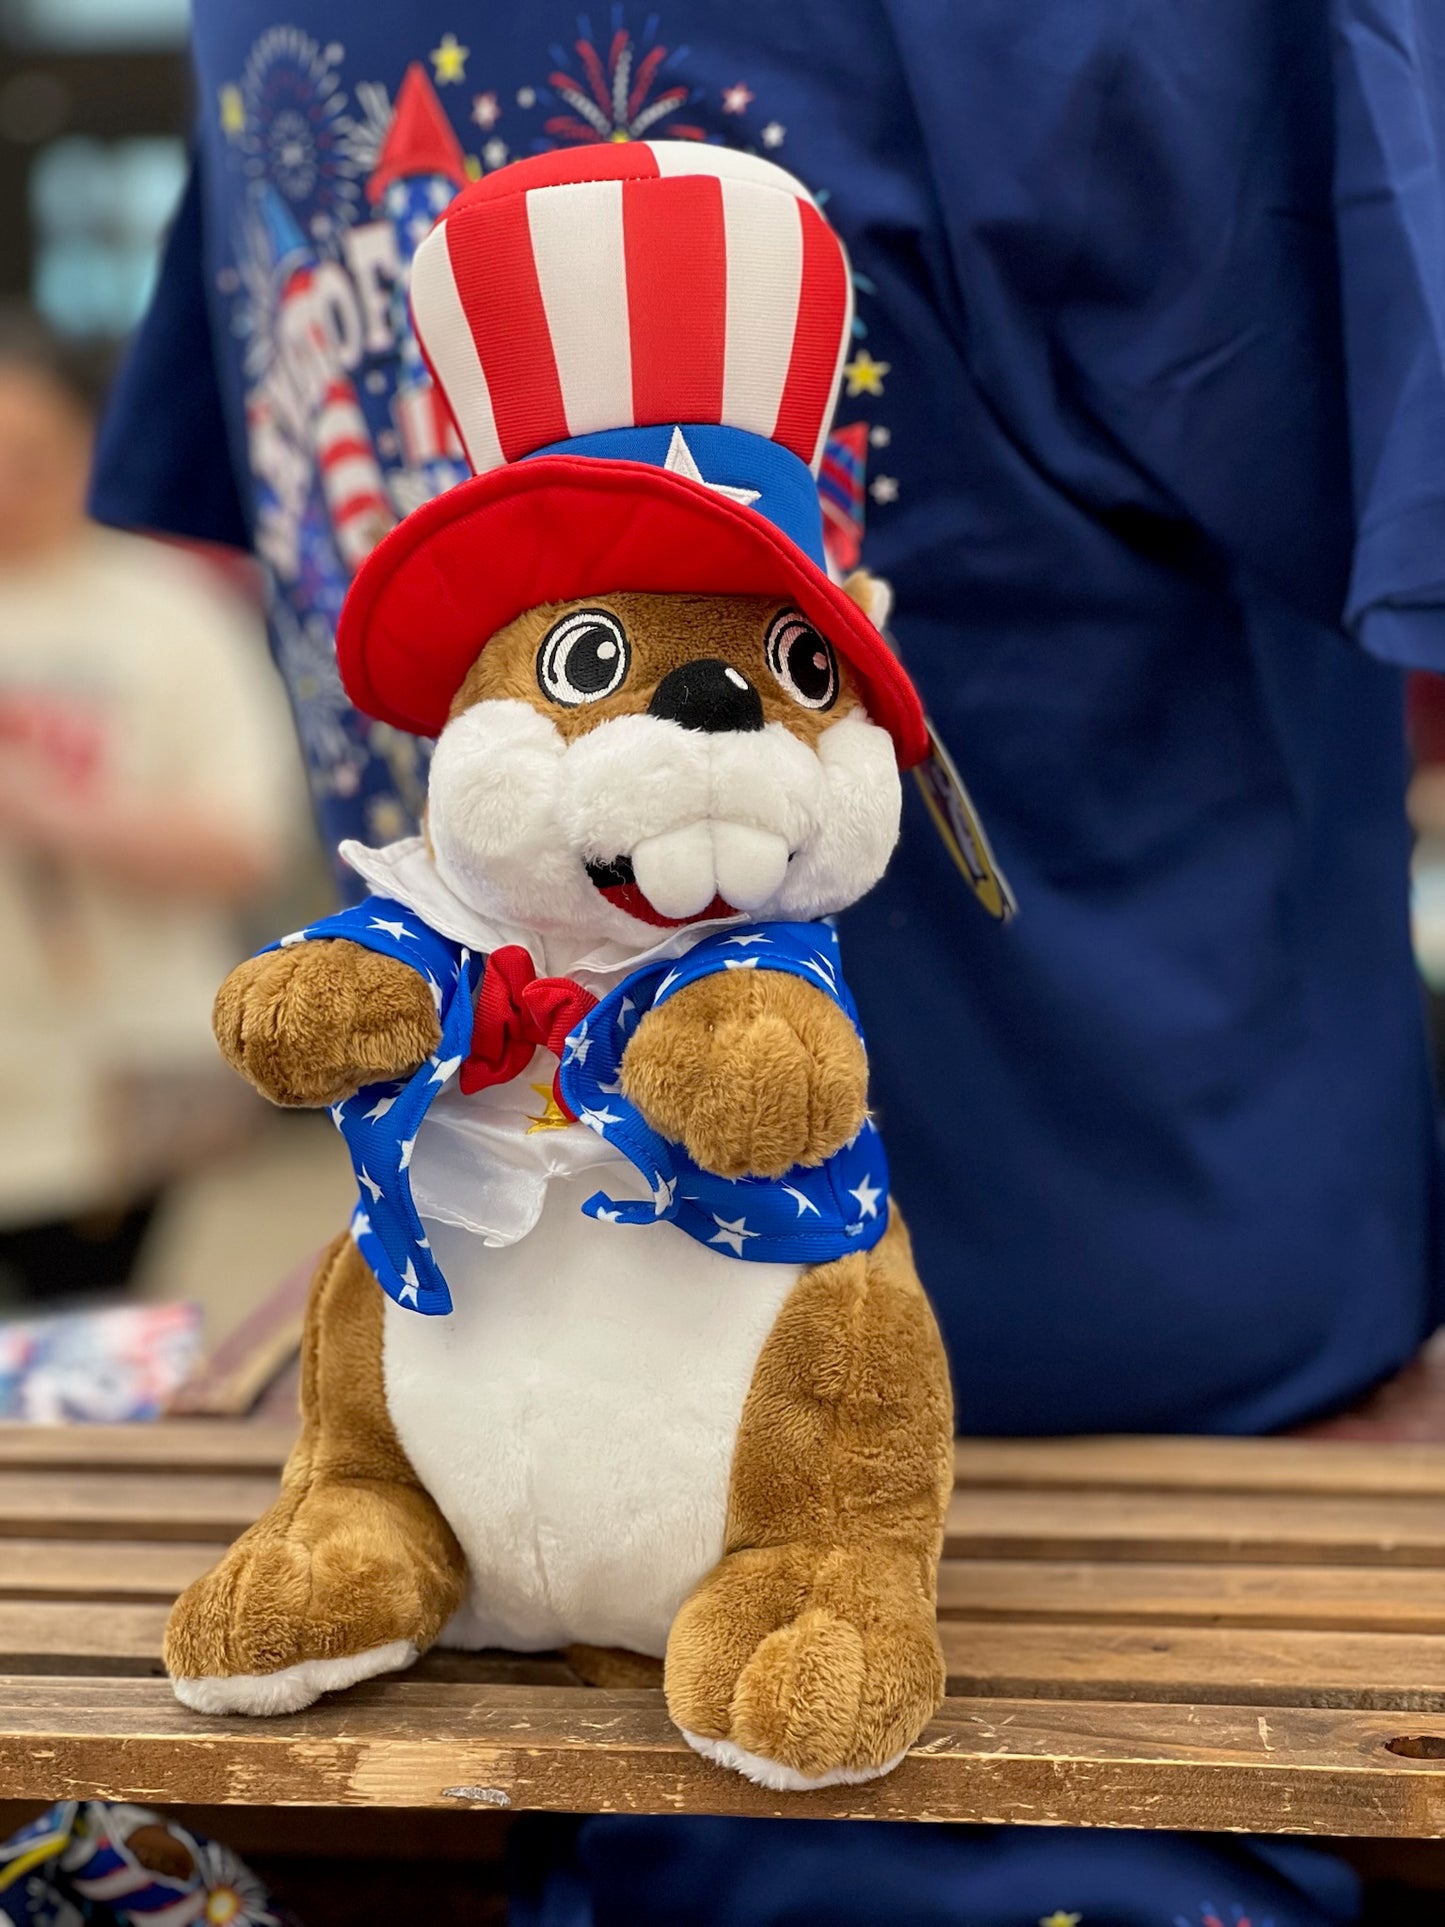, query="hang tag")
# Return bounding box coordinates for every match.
[911,714,1017,923]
